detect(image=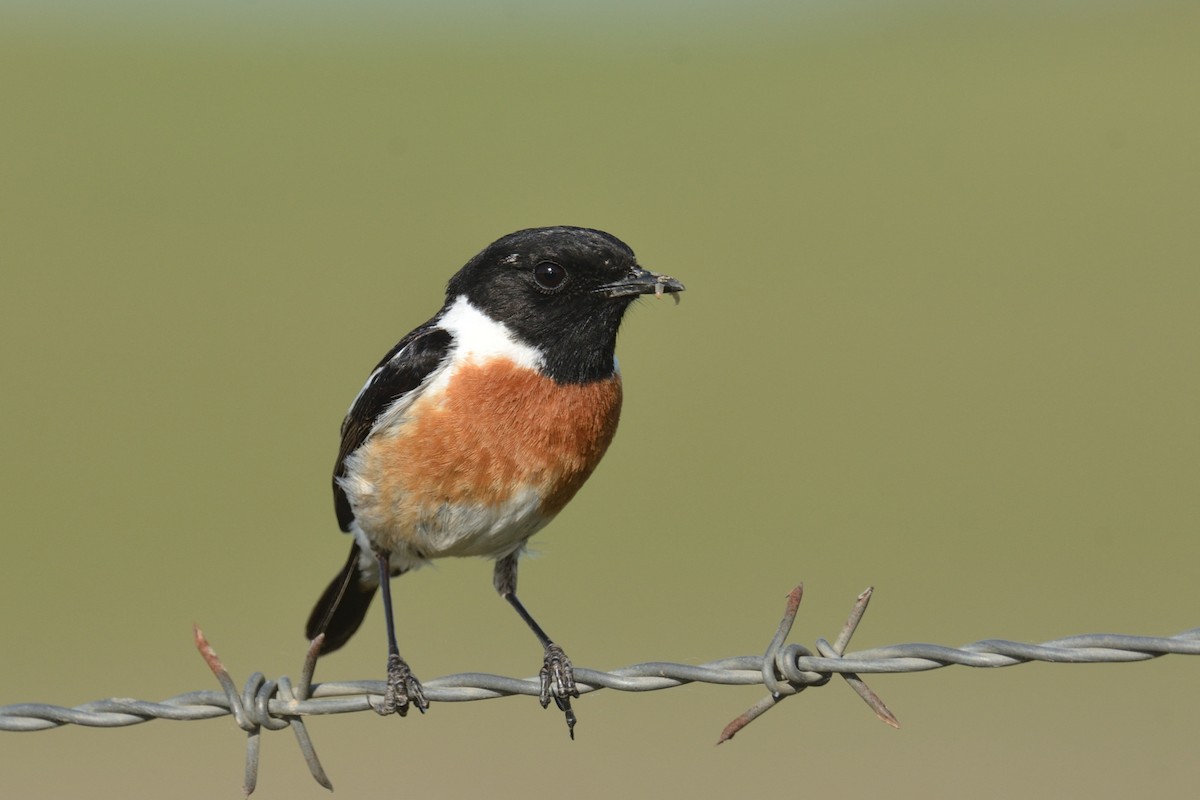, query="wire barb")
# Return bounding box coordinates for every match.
[816,587,900,728]
[717,584,895,744]
[717,584,808,744]
[3,587,1198,794]
[193,625,332,794]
